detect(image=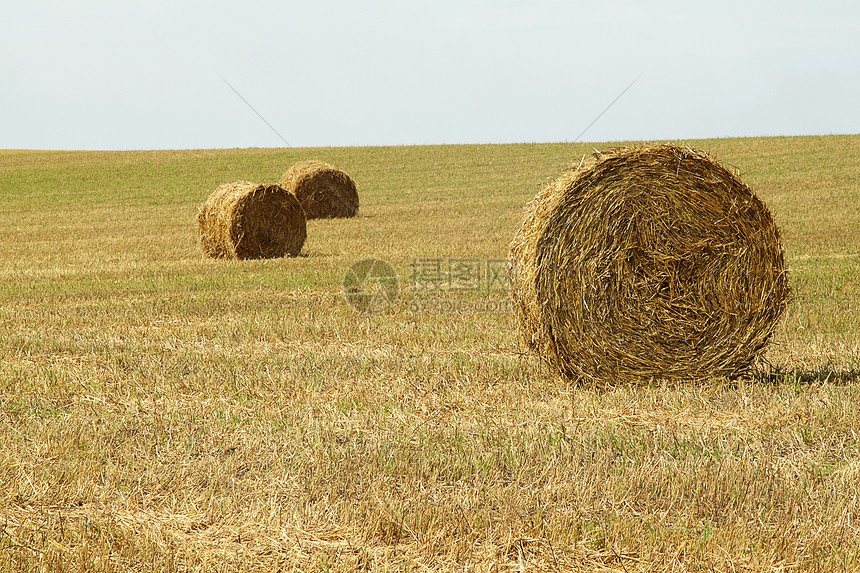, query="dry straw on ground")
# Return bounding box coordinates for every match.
[279,160,359,219]
[509,144,789,384]
[197,181,306,259]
